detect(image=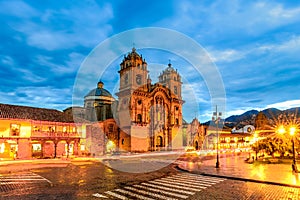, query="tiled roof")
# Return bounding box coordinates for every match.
[0,103,74,122]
